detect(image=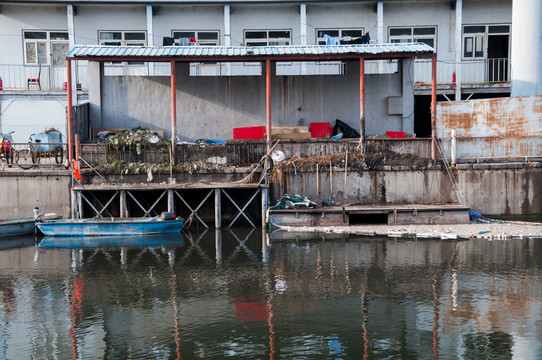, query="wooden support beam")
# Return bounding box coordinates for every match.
[174,189,213,228]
